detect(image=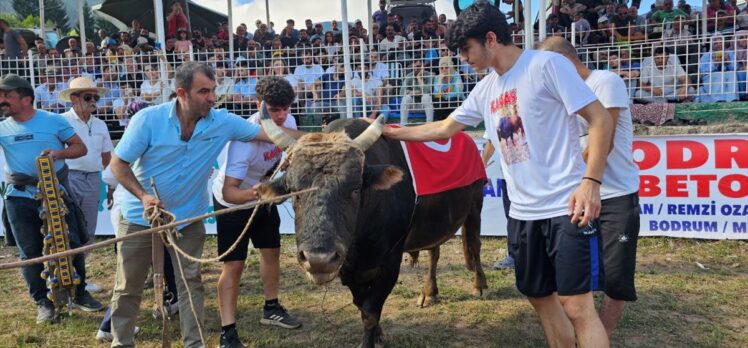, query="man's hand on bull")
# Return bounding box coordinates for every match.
[567,179,601,227]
